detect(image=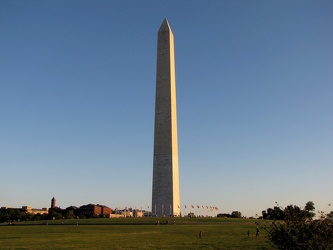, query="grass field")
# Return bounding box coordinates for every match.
[0,218,273,249]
